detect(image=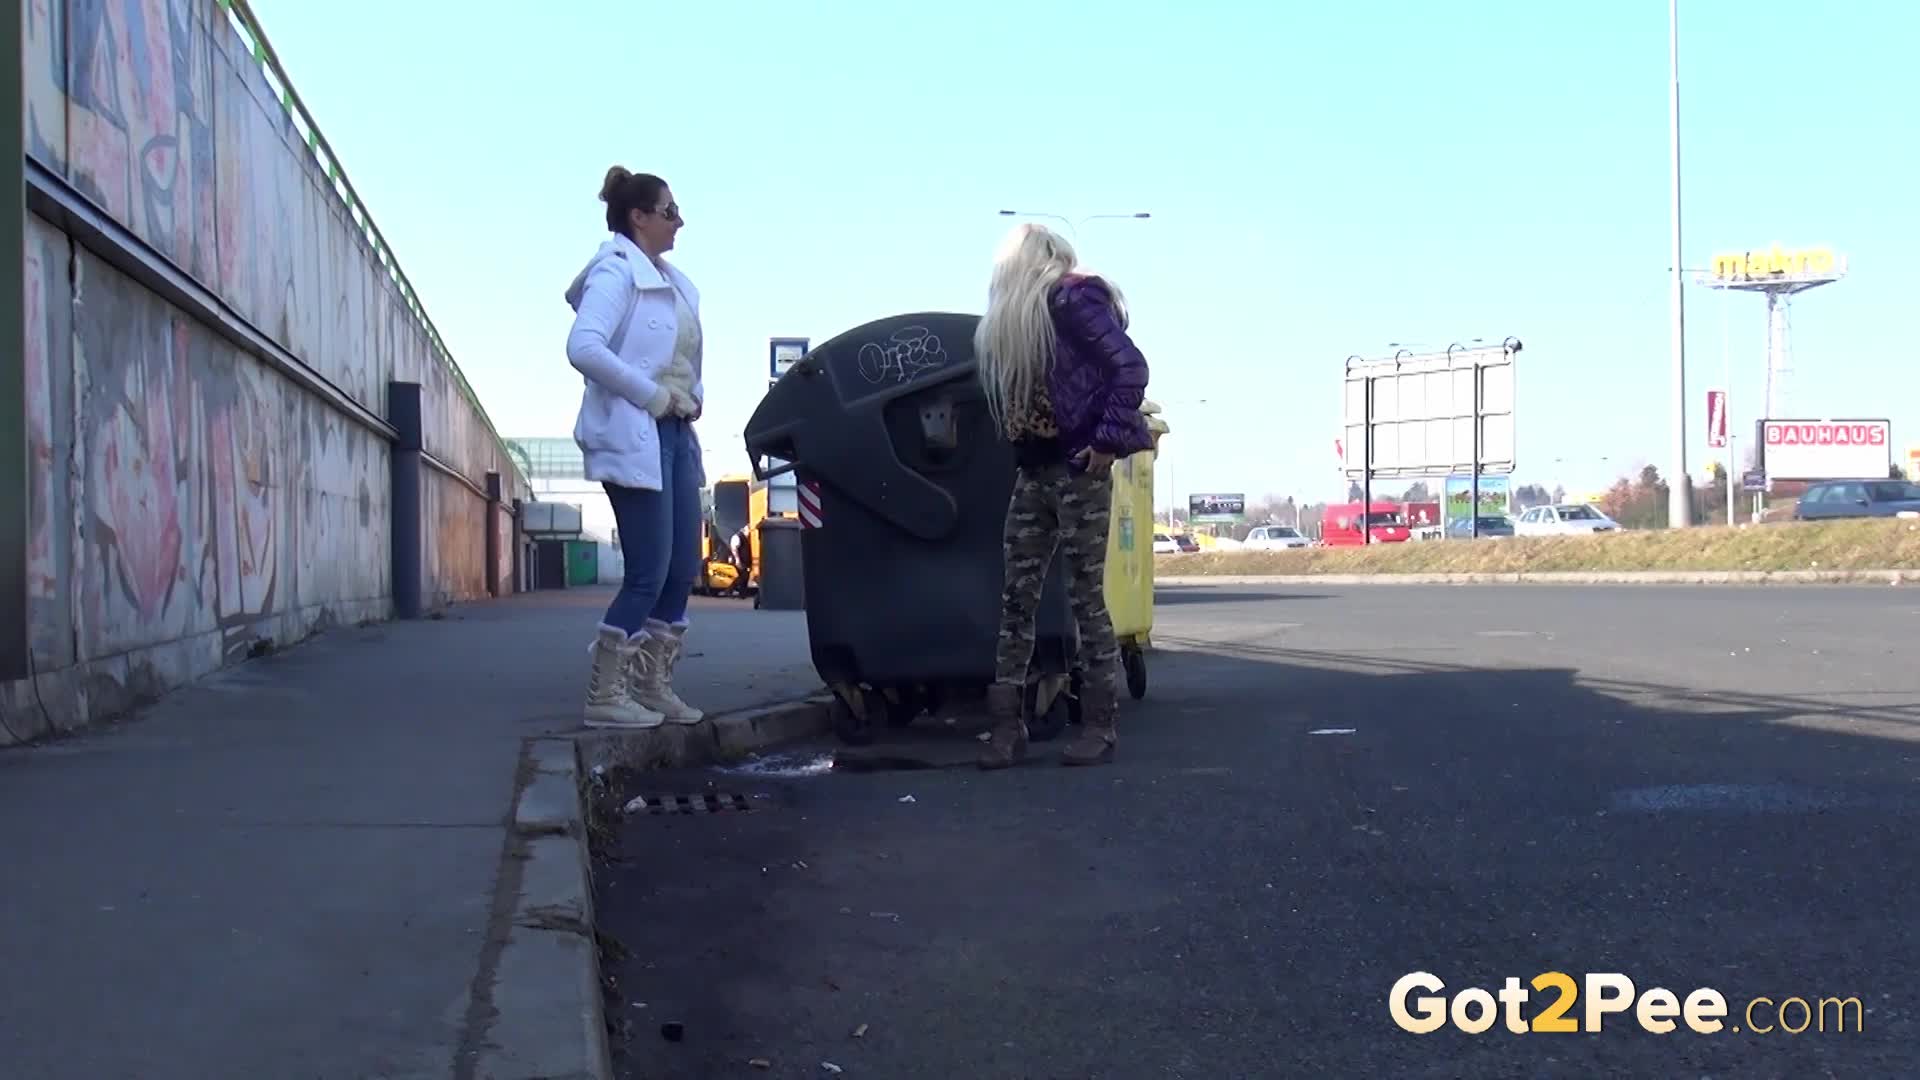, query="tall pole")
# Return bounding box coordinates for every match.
[1727,433,1737,524]
[998,210,1152,246]
[1722,292,1735,525]
[1667,0,1692,528]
